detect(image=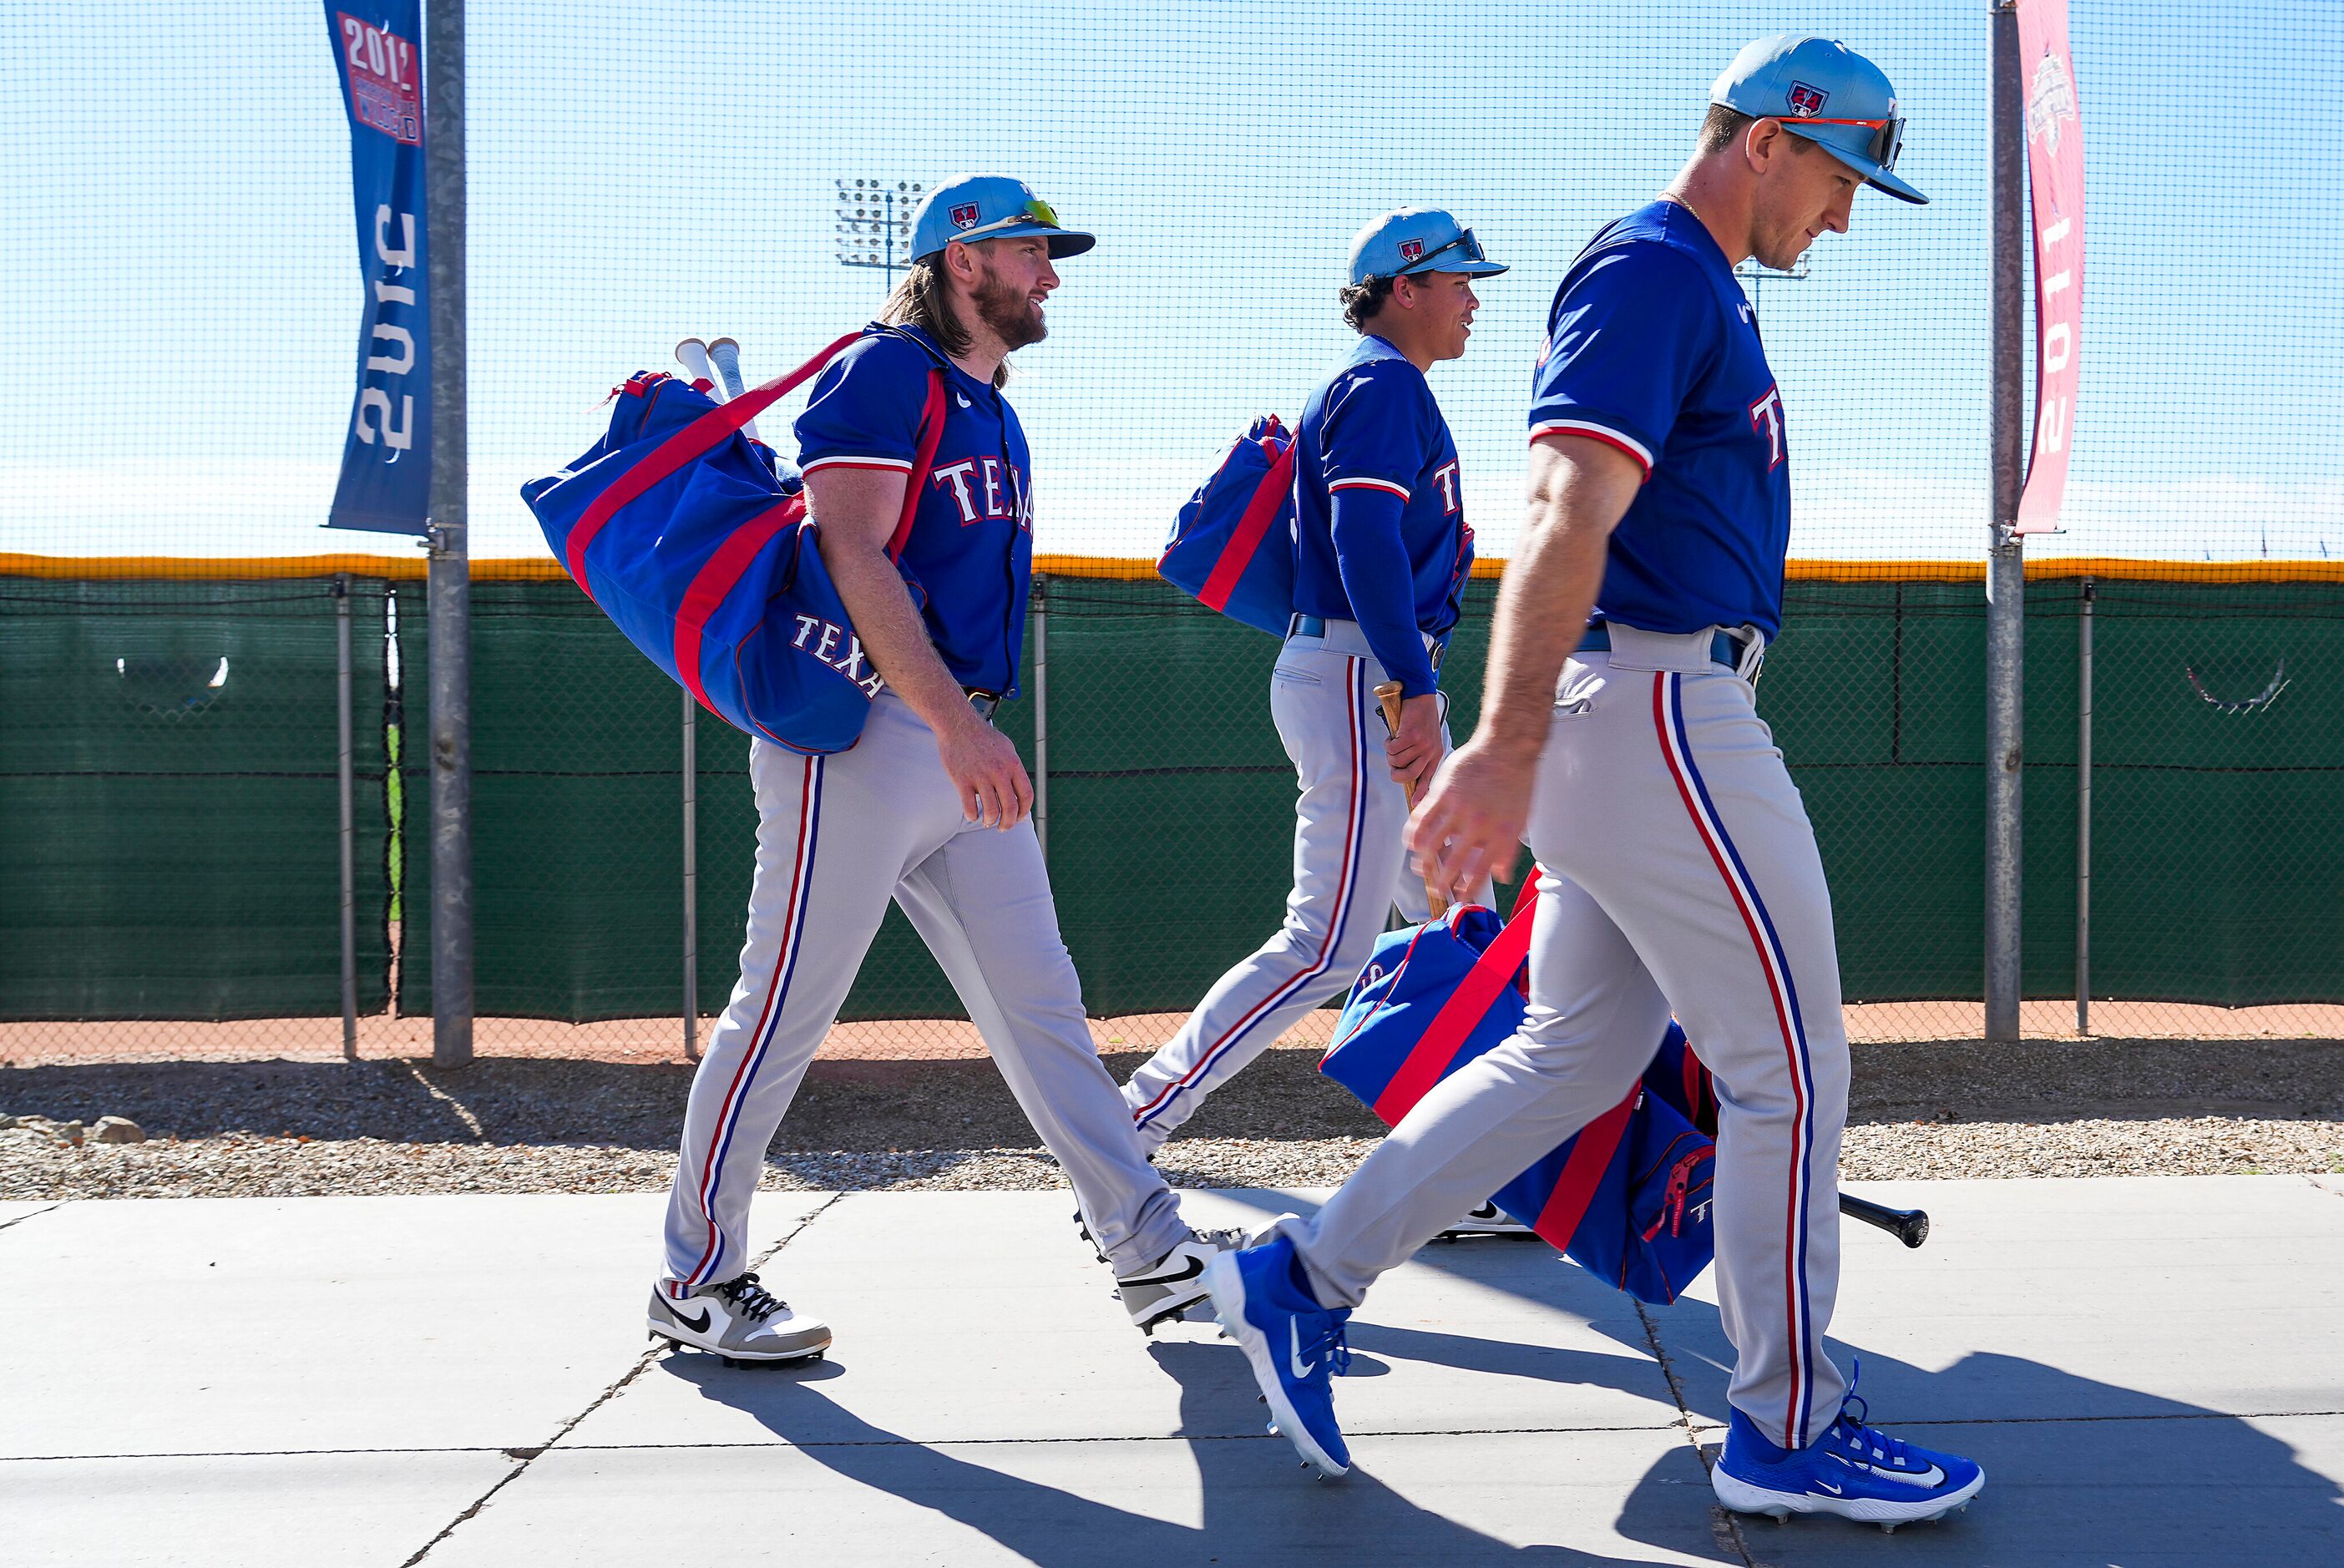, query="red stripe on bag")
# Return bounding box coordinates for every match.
[885,373,949,564]
[1198,437,1296,613]
[565,331,863,597]
[1530,1091,1638,1250]
[1371,903,1536,1124]
[671,497,807,716]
